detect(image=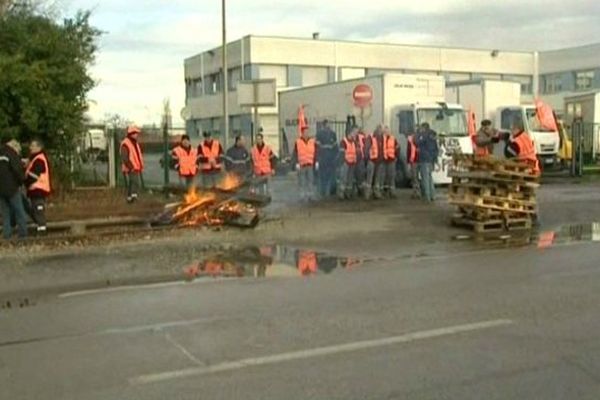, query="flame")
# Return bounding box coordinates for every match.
[217,173,243,191]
